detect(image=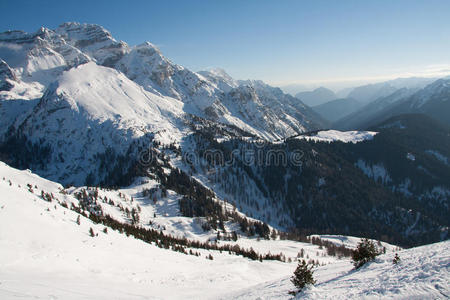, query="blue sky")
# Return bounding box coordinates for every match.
[1,0,449,88]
